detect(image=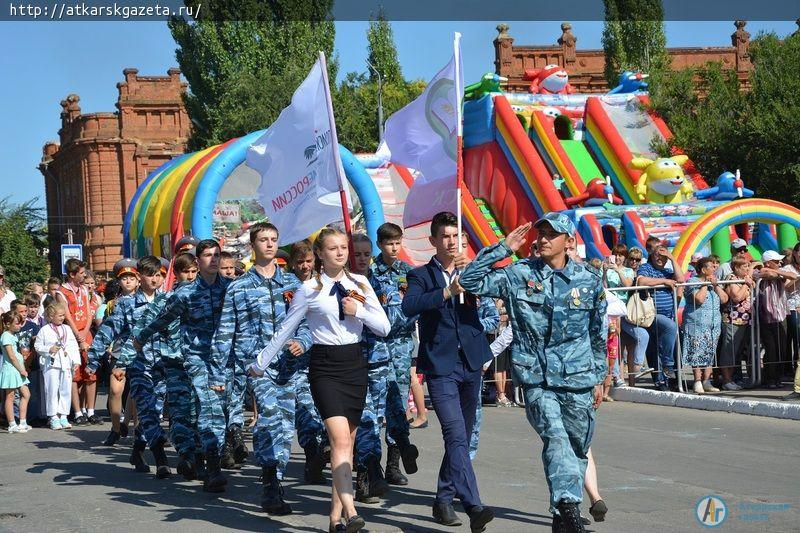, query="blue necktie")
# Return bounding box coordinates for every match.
[330,281,349,320]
